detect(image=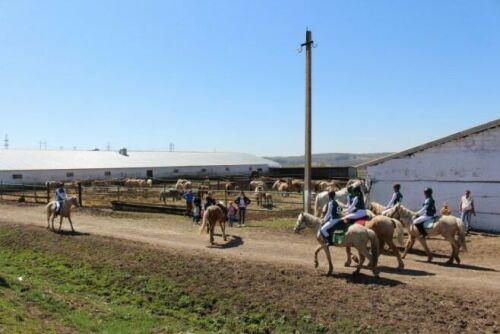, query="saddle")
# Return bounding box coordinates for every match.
[423,216,440,230]
[325,216,369,245]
